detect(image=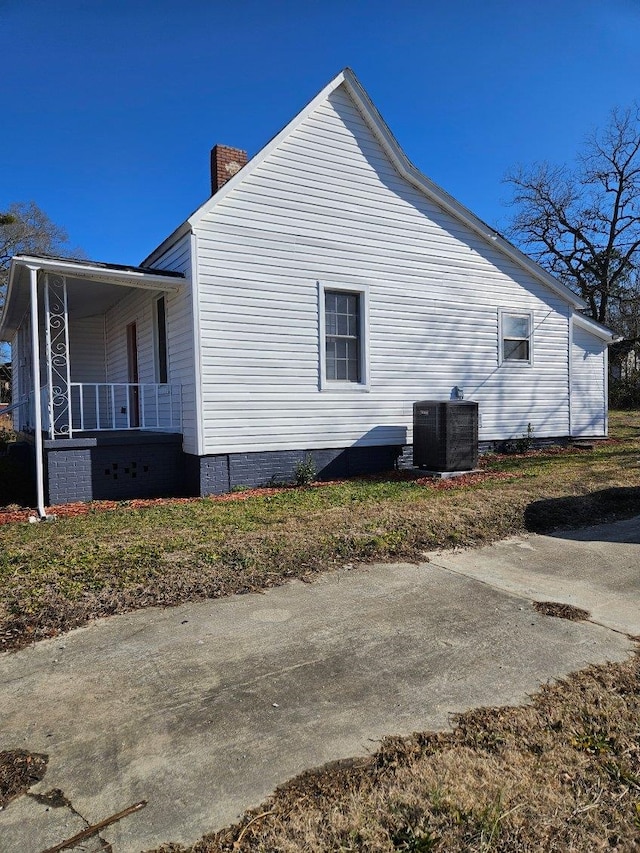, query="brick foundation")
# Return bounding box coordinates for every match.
[188,445,403,496]
[10,434,574,506]
[43,432,186,504]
